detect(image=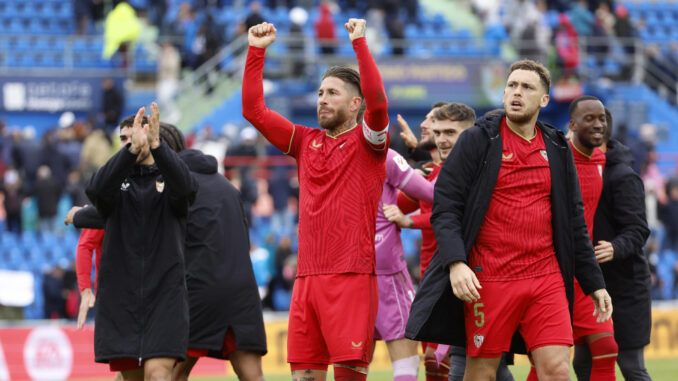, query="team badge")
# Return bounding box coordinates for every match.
[156,180,165,193]
[120,180,130,191]
[473,334,484,348]
[540,150,548,162]
[598,165,603,177]
[501,152,514,161]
